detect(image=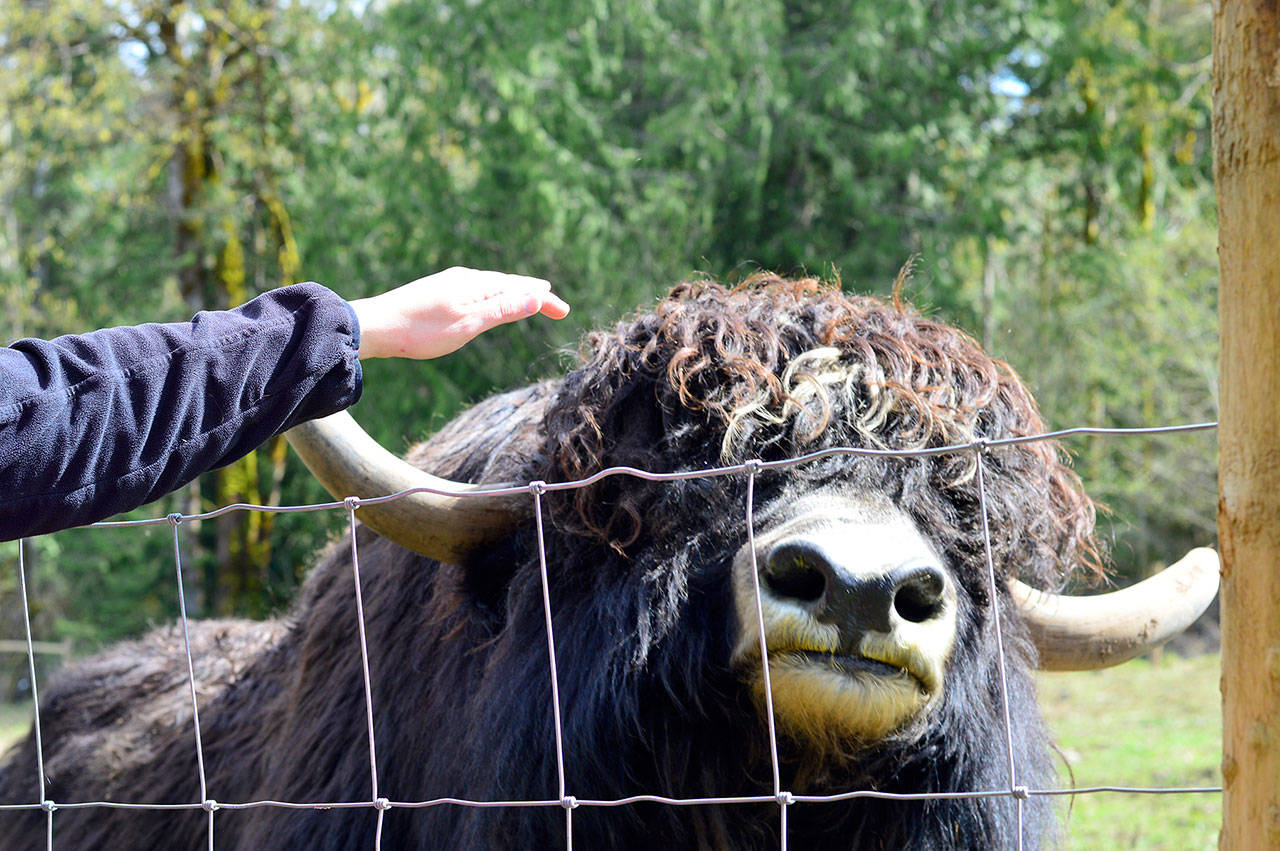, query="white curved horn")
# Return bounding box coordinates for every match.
[1012,547,1220,671]
[285,411,526,564]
